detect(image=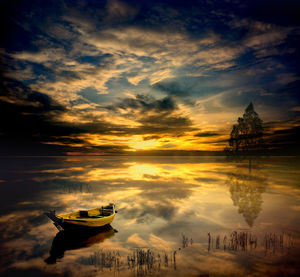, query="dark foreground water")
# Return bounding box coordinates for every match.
[0,156,299,277]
